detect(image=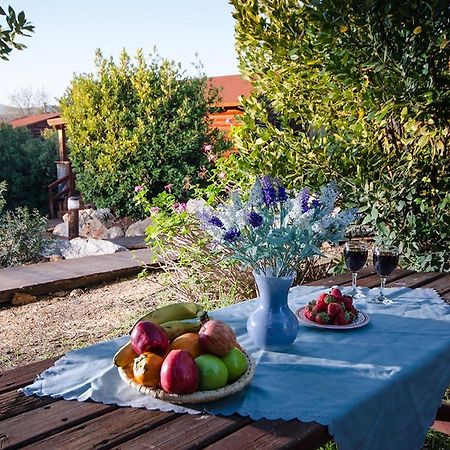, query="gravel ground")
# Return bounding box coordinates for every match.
[0,273,164,372]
